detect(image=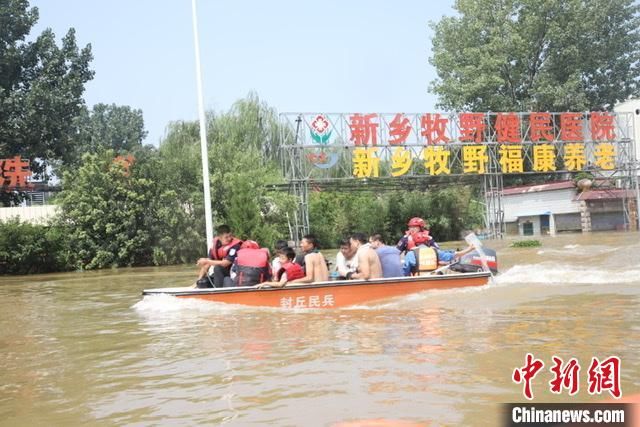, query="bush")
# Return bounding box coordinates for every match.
[510,239,541,248]
[0,219,72,274]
